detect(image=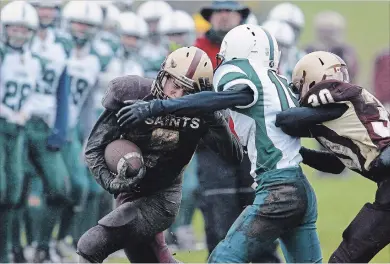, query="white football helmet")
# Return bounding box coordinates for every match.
[1,1,39,49]
[245,13,258,25]
[158,10,195,48]
[28,0,63,28]
[268,3,304,40]
[98,1,121,32]
[262,20,294,49]
[137,0,172,22]
[113,0,133,12]
[118,12,148,53]
[62,1,103,46]
[217,24,280,71]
